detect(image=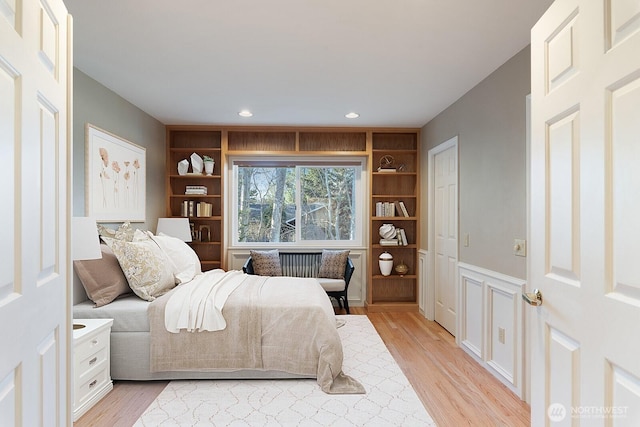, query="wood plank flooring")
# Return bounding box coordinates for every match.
[74,308,530,426]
